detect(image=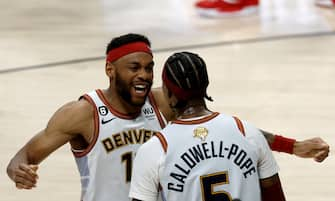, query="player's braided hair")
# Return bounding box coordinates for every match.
[106,33,151,54]
[163,51,213,103]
